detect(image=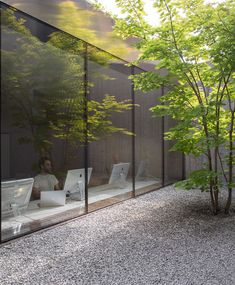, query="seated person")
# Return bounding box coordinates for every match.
[32,157,60,199]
